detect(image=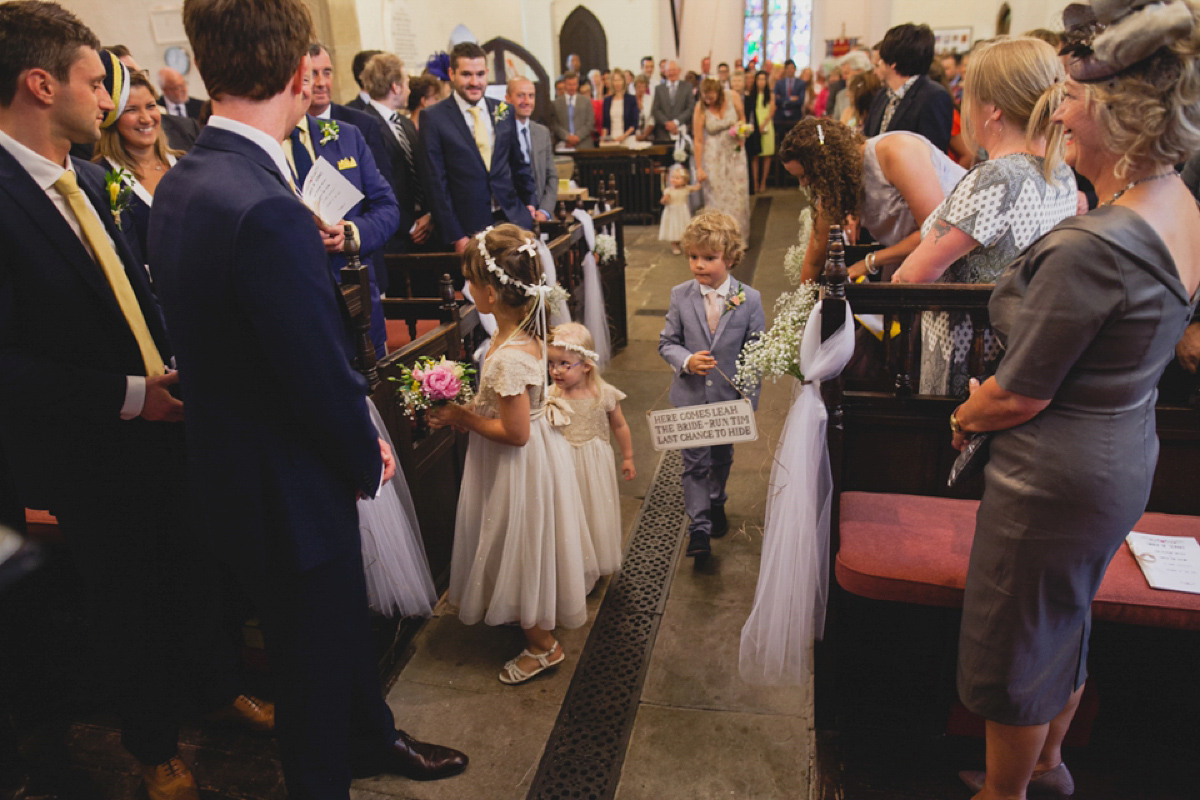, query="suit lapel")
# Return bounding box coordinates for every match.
[442,98,487,172]
[0,149,125,319]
